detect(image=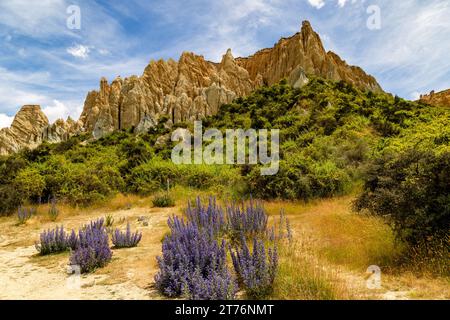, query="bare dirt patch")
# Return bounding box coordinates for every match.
[0,205,176,300]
